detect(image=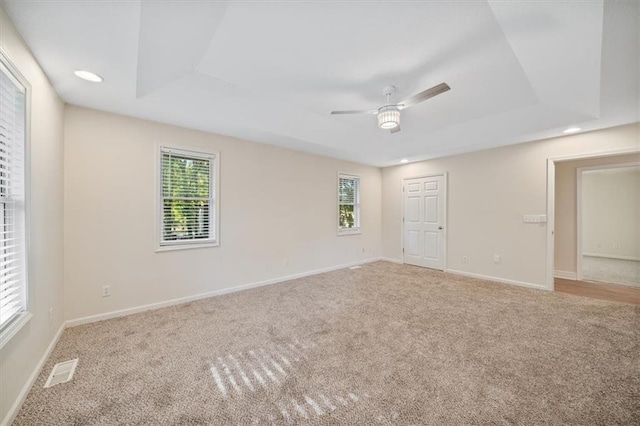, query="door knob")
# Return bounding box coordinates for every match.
[438,226,443,230]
